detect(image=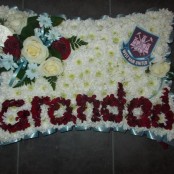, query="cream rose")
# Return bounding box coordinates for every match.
[5,12,28,34]
[22,36,49,64]
[149,61,170,78]
[39,57,63,77]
